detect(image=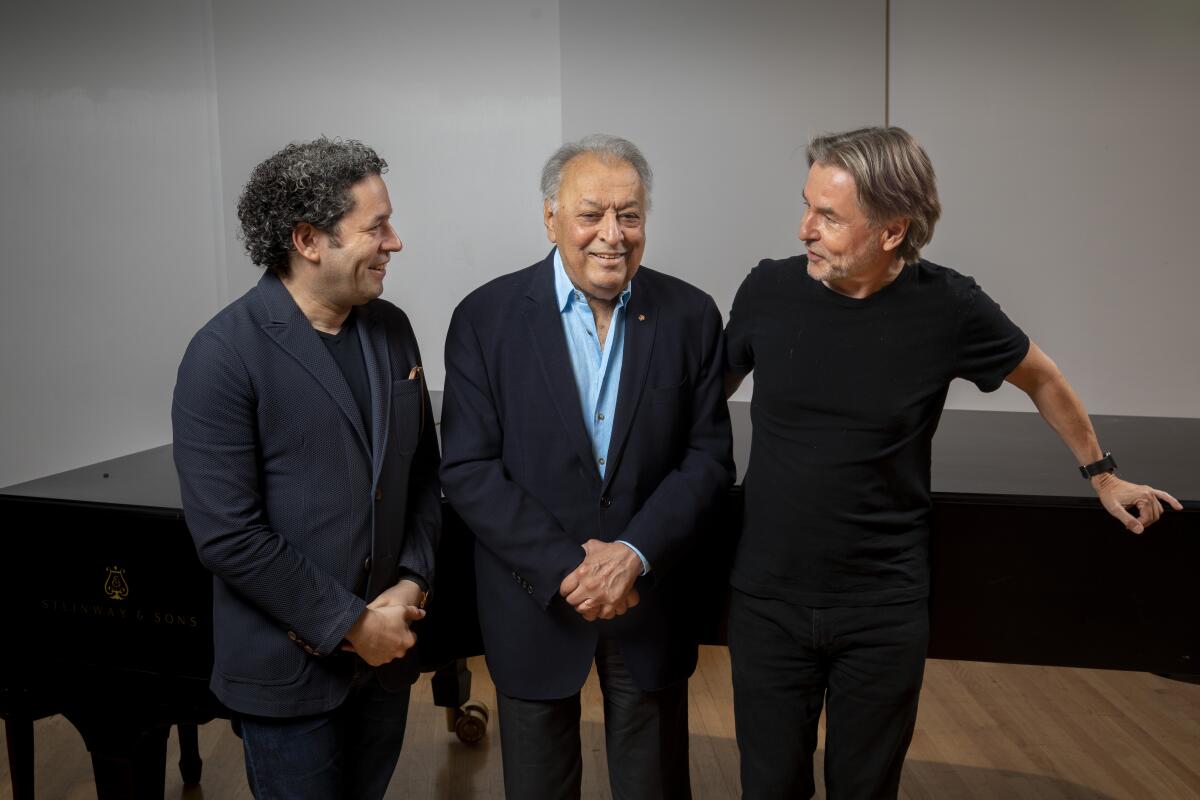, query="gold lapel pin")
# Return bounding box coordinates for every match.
[637,314,646,322]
